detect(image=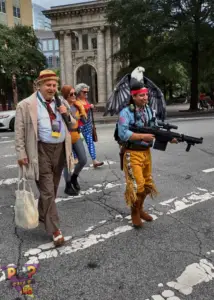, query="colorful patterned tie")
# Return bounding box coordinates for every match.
[45,101,56,121]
